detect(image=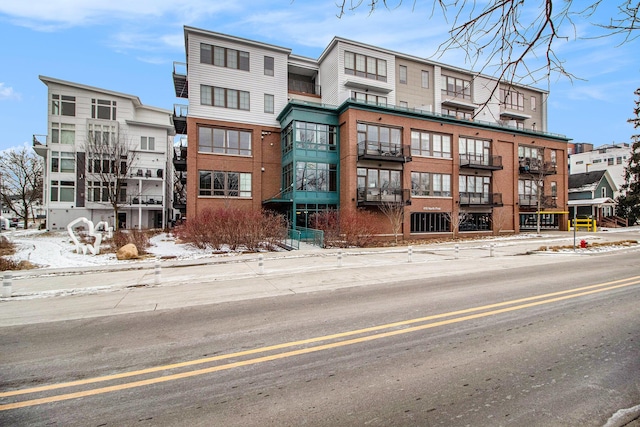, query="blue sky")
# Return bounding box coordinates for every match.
[0,0,638,153]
